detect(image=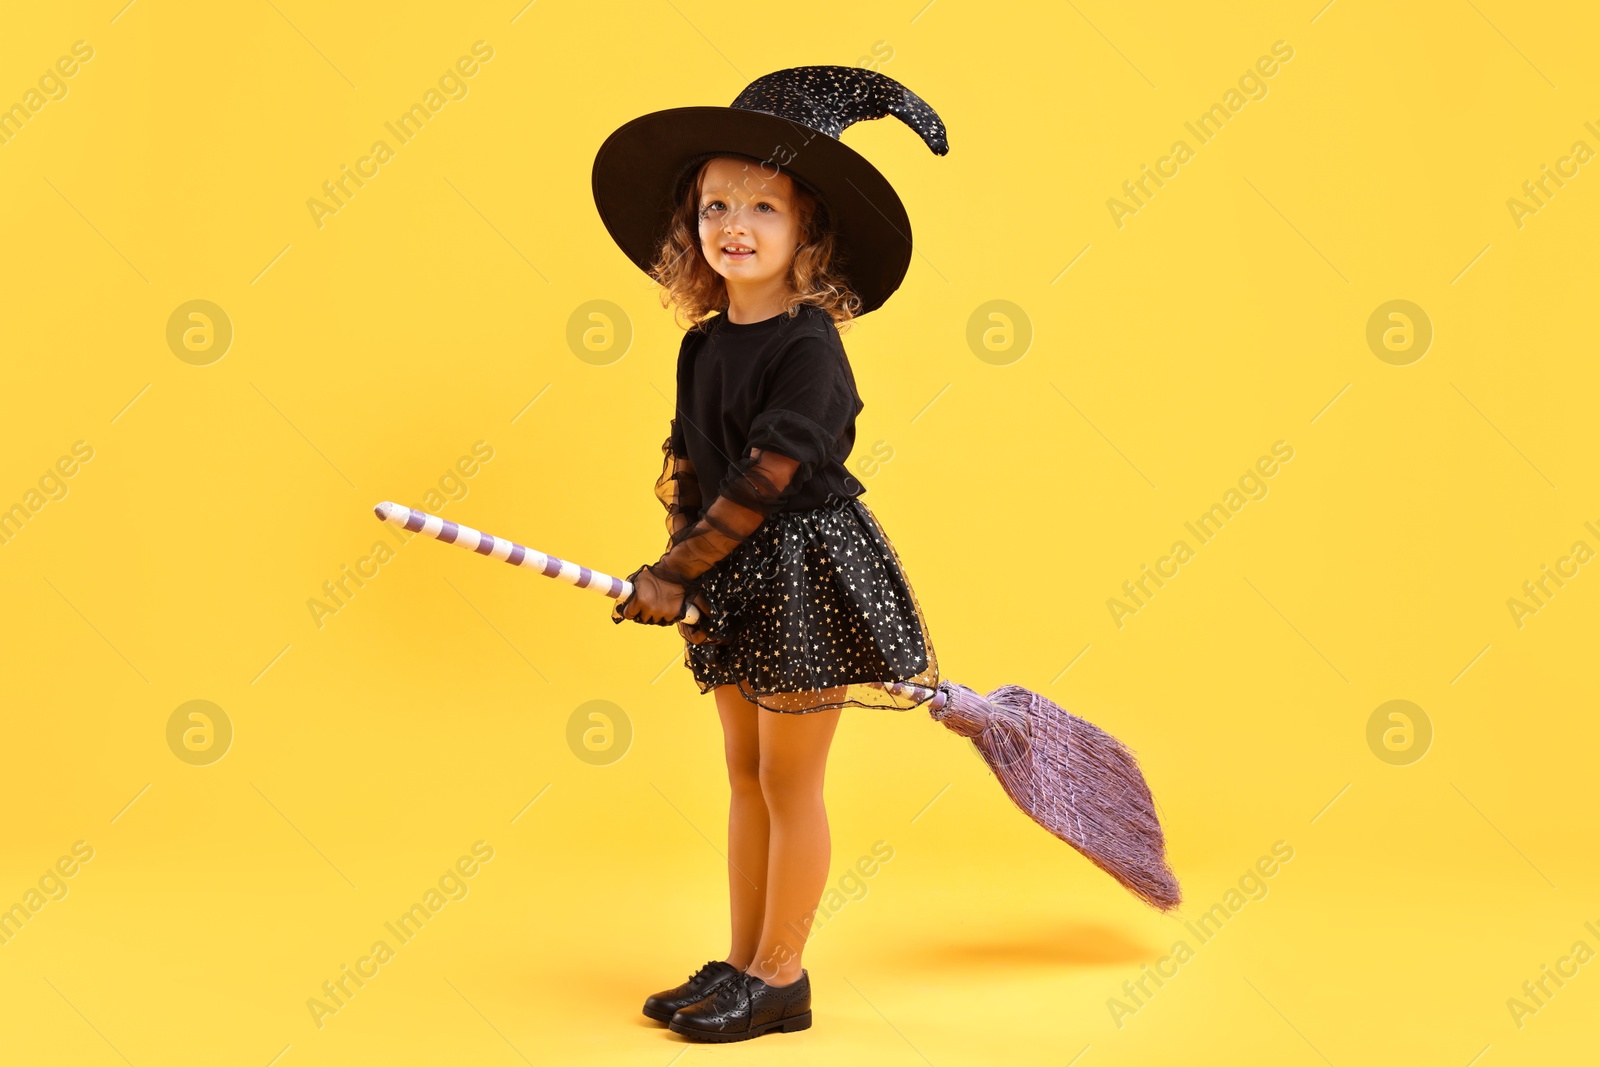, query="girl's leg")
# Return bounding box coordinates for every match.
[714,683,767,970]
[747,688,845,986]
